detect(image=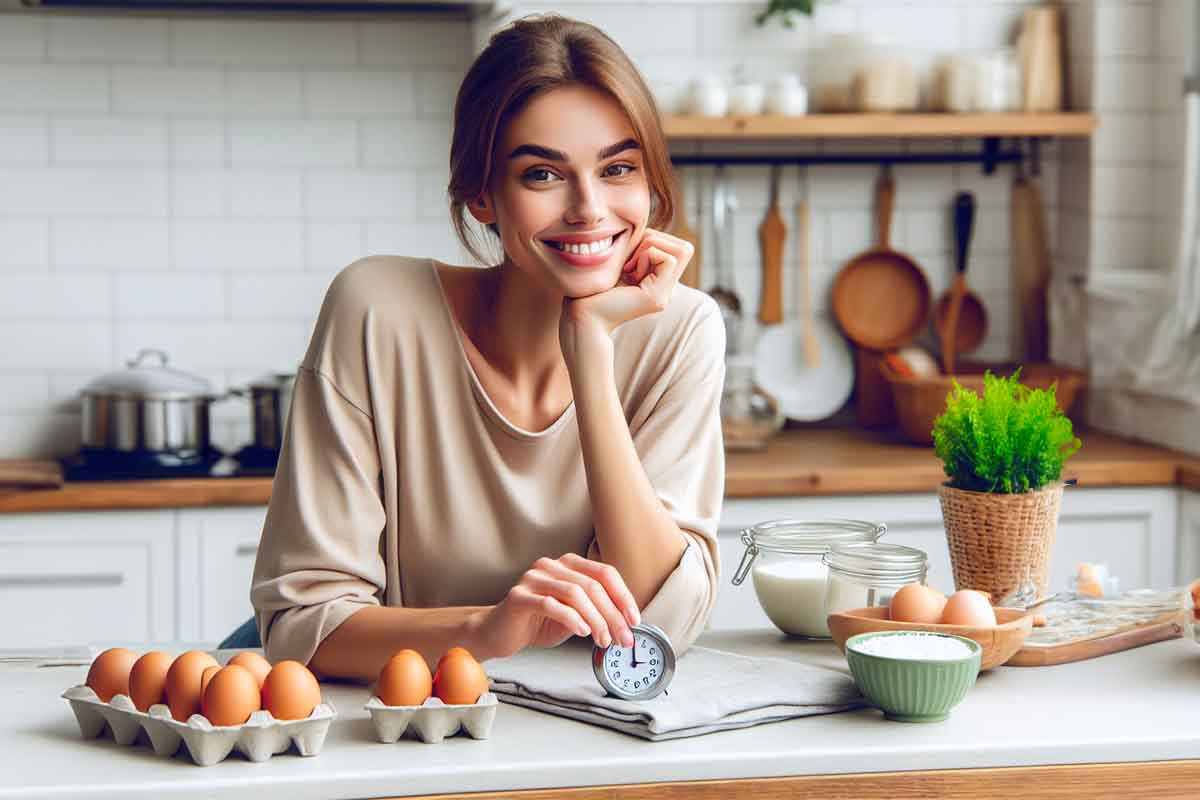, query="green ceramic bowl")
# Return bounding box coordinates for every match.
[845,631,982,723]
